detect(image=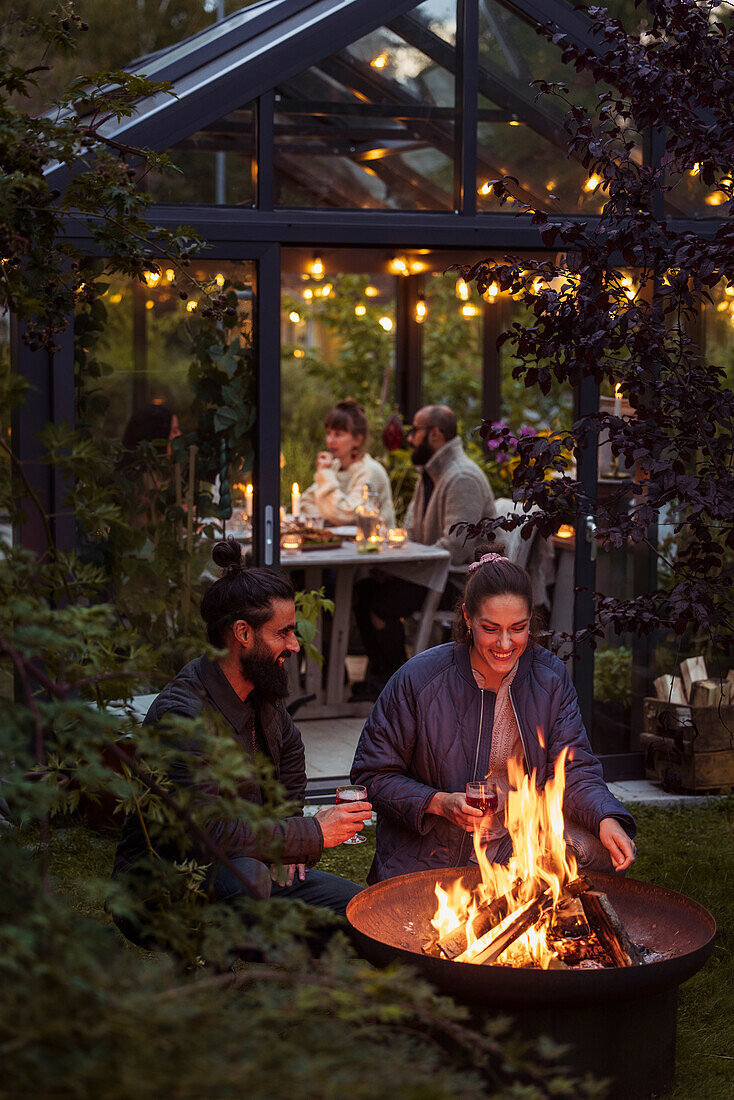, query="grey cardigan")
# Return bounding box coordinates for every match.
[405,436,495,565]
